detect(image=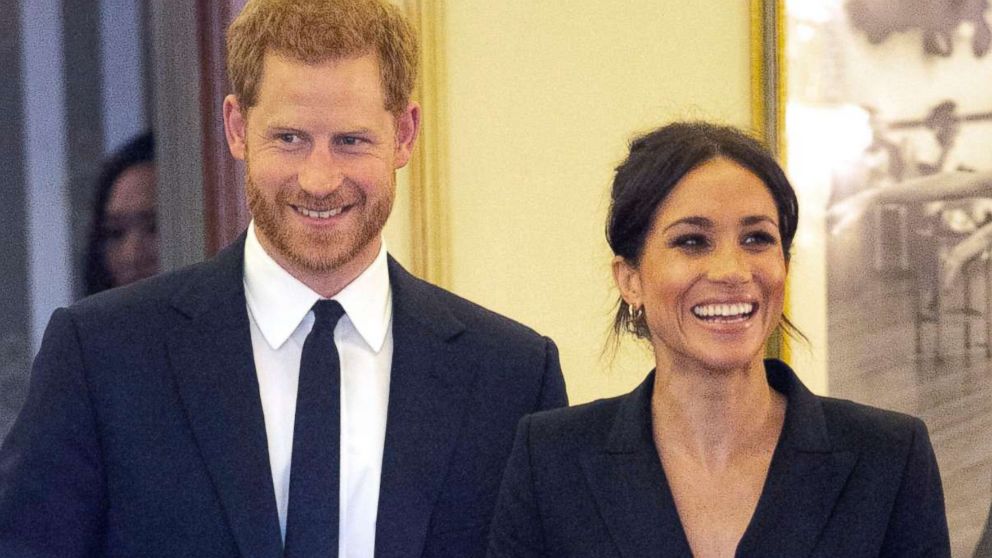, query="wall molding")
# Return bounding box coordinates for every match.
[403,0,451,288]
